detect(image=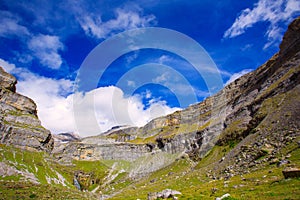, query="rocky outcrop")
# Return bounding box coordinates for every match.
[282,167,300,179]
[58,139,151,162]
[52,132,80,154]
[0,67,53,152]
[279,17,300,58]
[206,17,300,178]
